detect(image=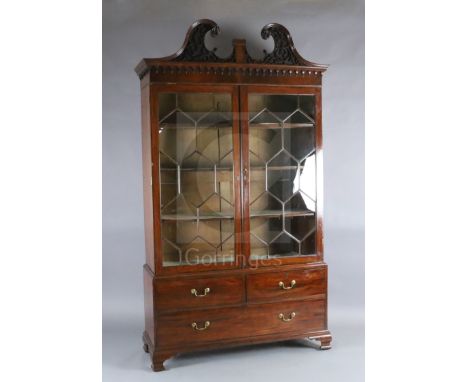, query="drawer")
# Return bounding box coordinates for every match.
[154,275,244,311]
[247,268,326,303]
[156,299,326,348]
